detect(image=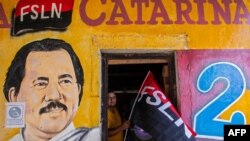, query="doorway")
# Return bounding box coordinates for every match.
[101,50,177,141]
